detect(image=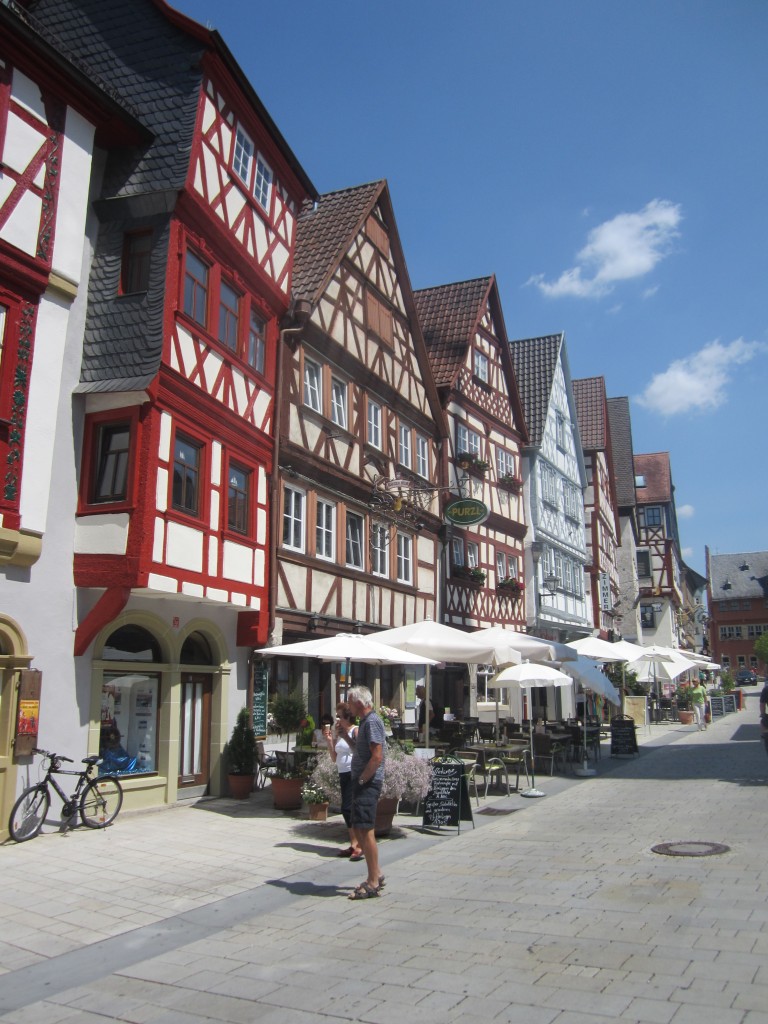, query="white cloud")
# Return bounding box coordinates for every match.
[677,504,695,519]
[636,338,768,416]
[681,546,694,560]
[528,199,681,299]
